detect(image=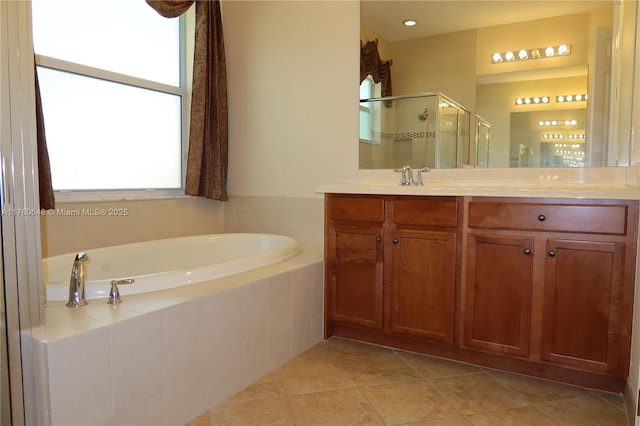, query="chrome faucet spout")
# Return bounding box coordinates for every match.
[67,252,89,307]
